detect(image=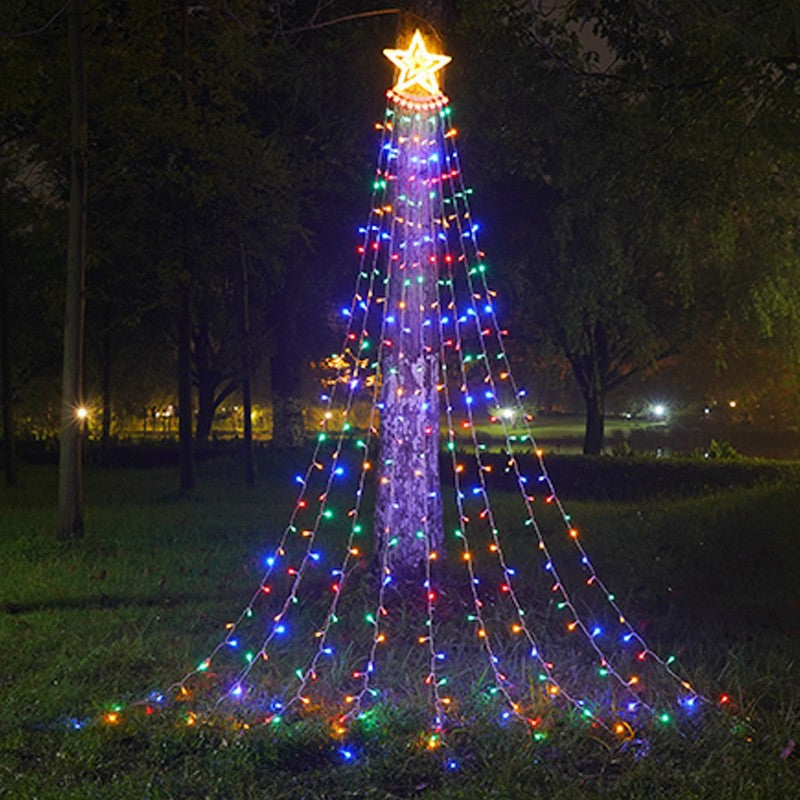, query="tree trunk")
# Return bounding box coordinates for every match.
[100,325,112,449]
[193,312,213,445]
[376,356,443,576]
[270,373,305,448]
[177,281,194,493]
[57,0,88,541]
[177,0,194,493]
[239,236,255,483]
[194,396,214,443]
[0,201,17,487]
[374,107,443,578]
[270,307,306,449]
[583,388,605,455]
